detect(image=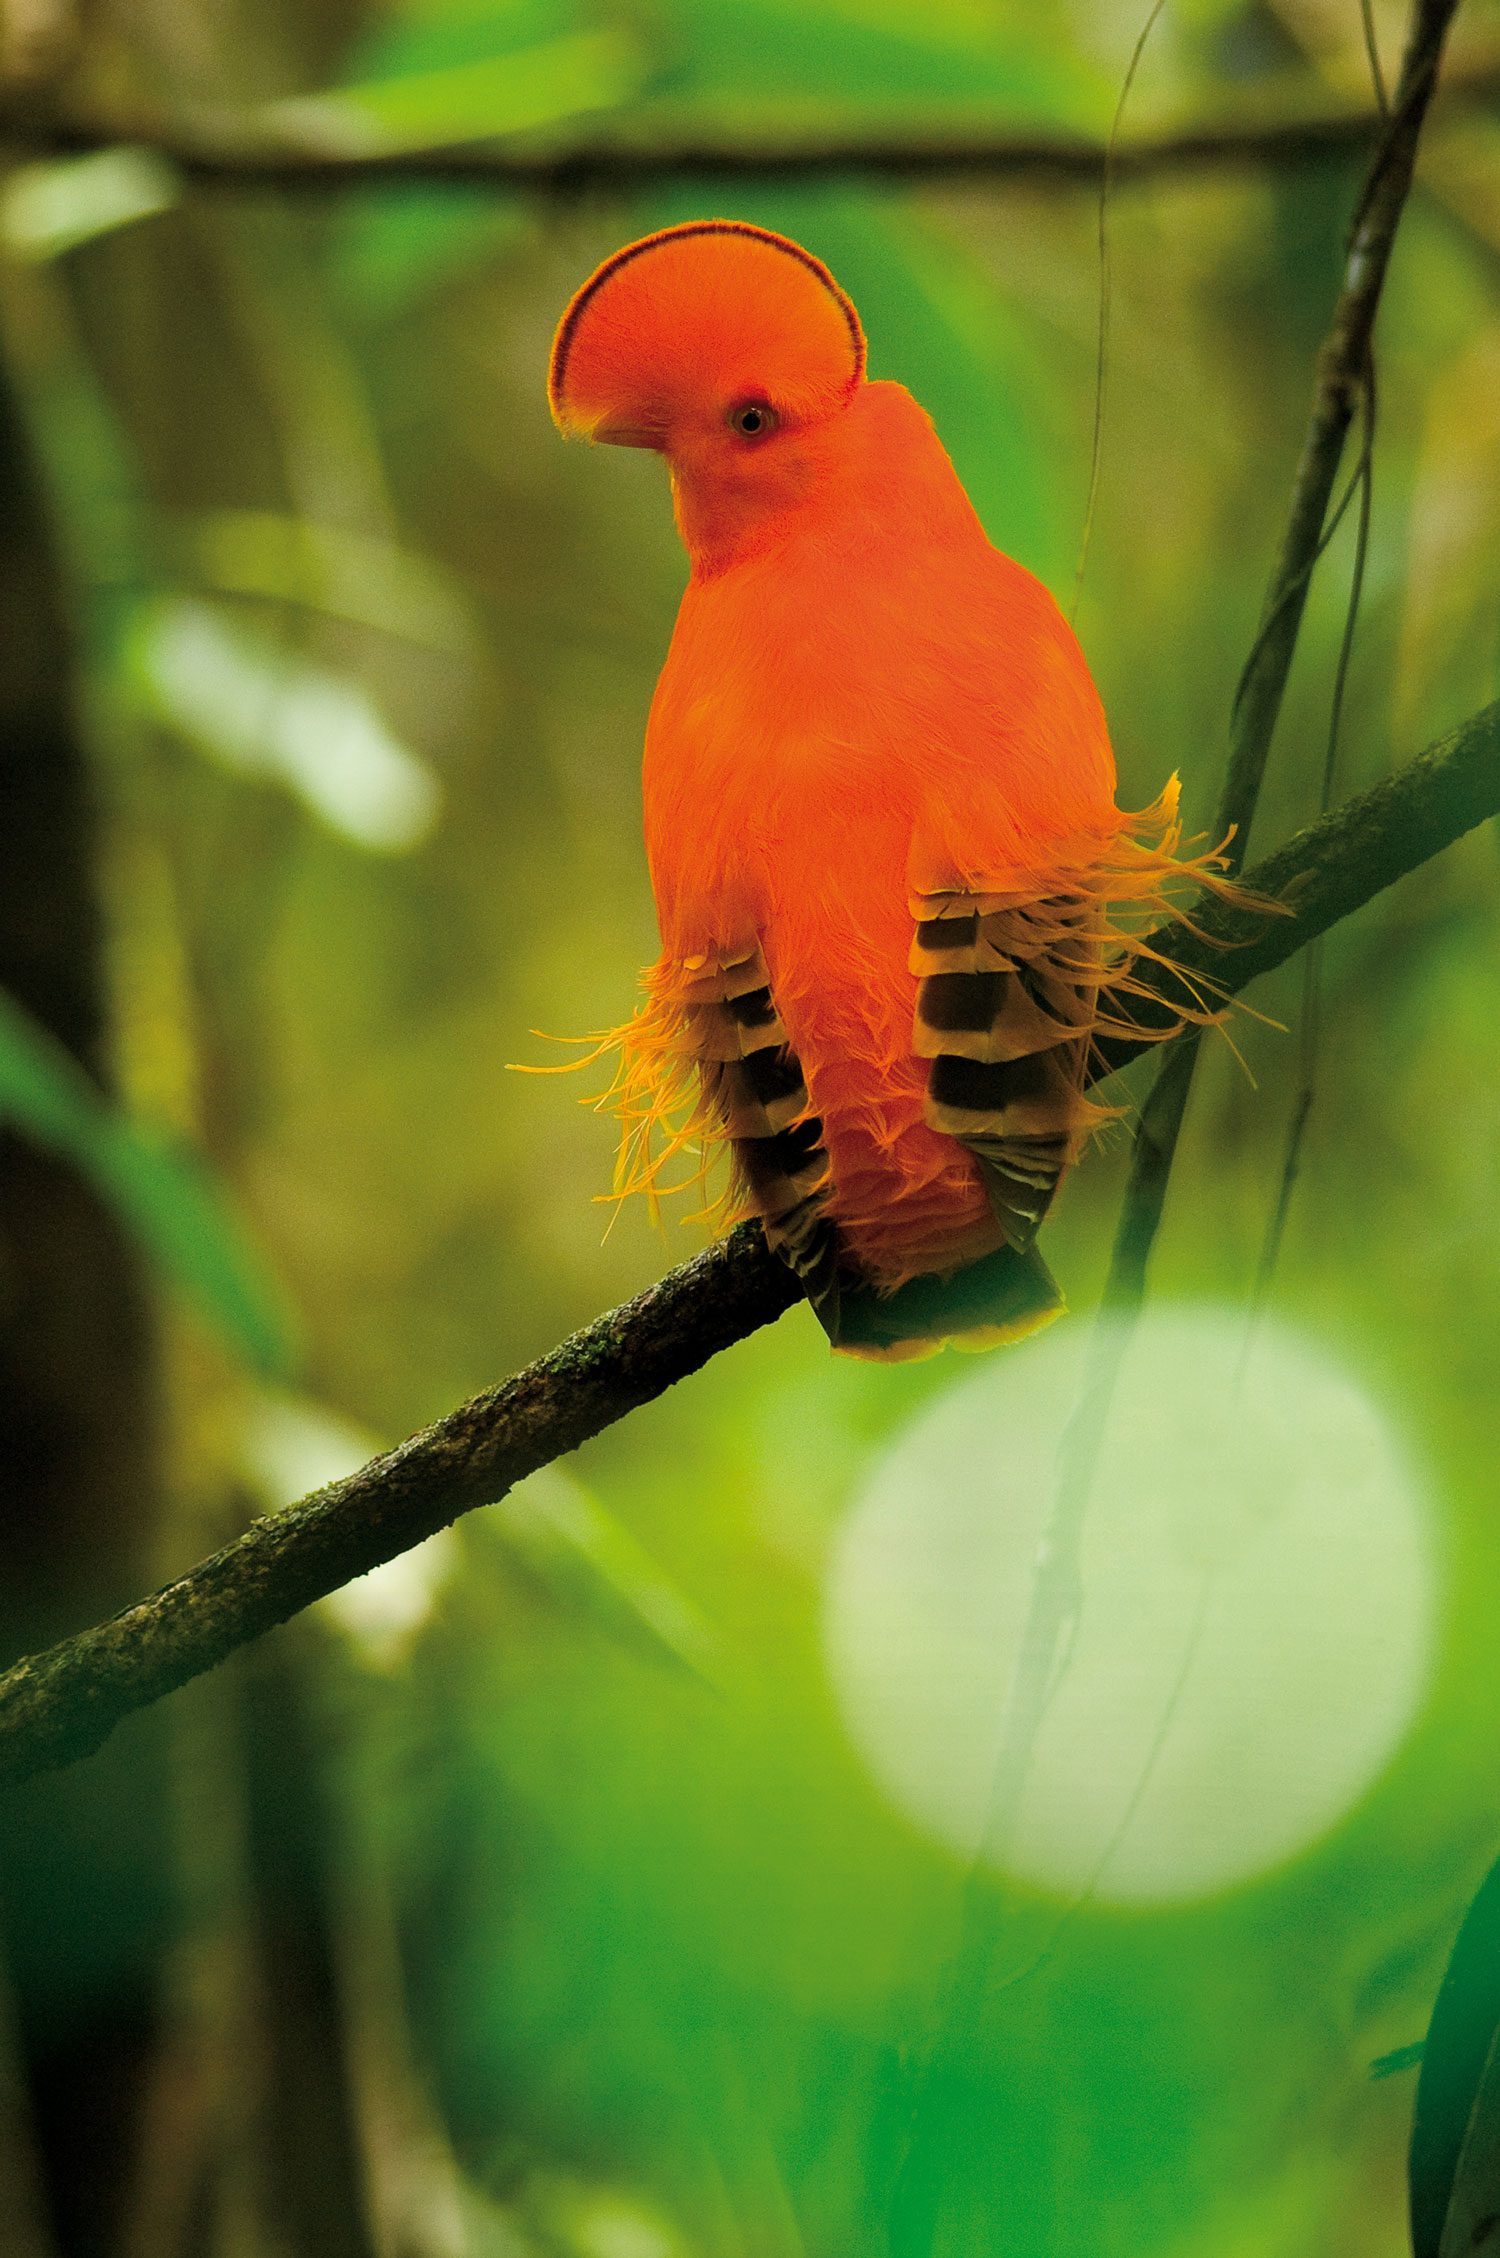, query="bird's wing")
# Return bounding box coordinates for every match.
[674,942,841,1318]
[908,886,1104,1254]
[902,755,1229,1253]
